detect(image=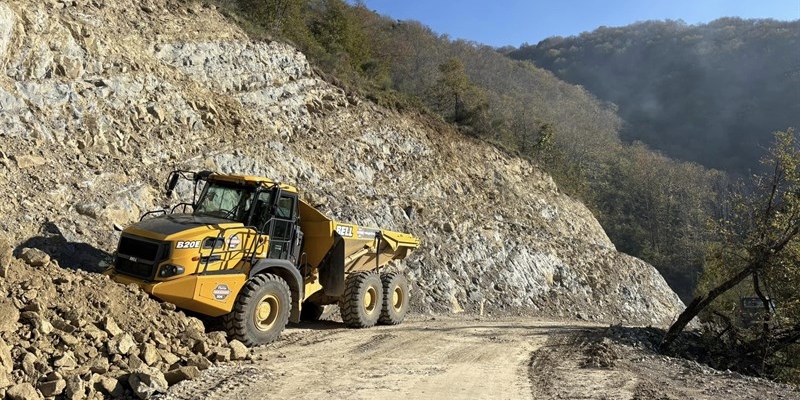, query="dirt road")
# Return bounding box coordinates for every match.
[163,316,799,400]
[163,316,578,400]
